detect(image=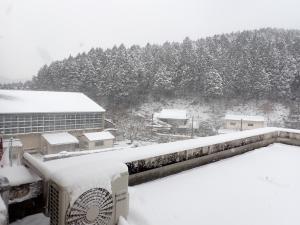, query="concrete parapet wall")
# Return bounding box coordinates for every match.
[128,131,279,185]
